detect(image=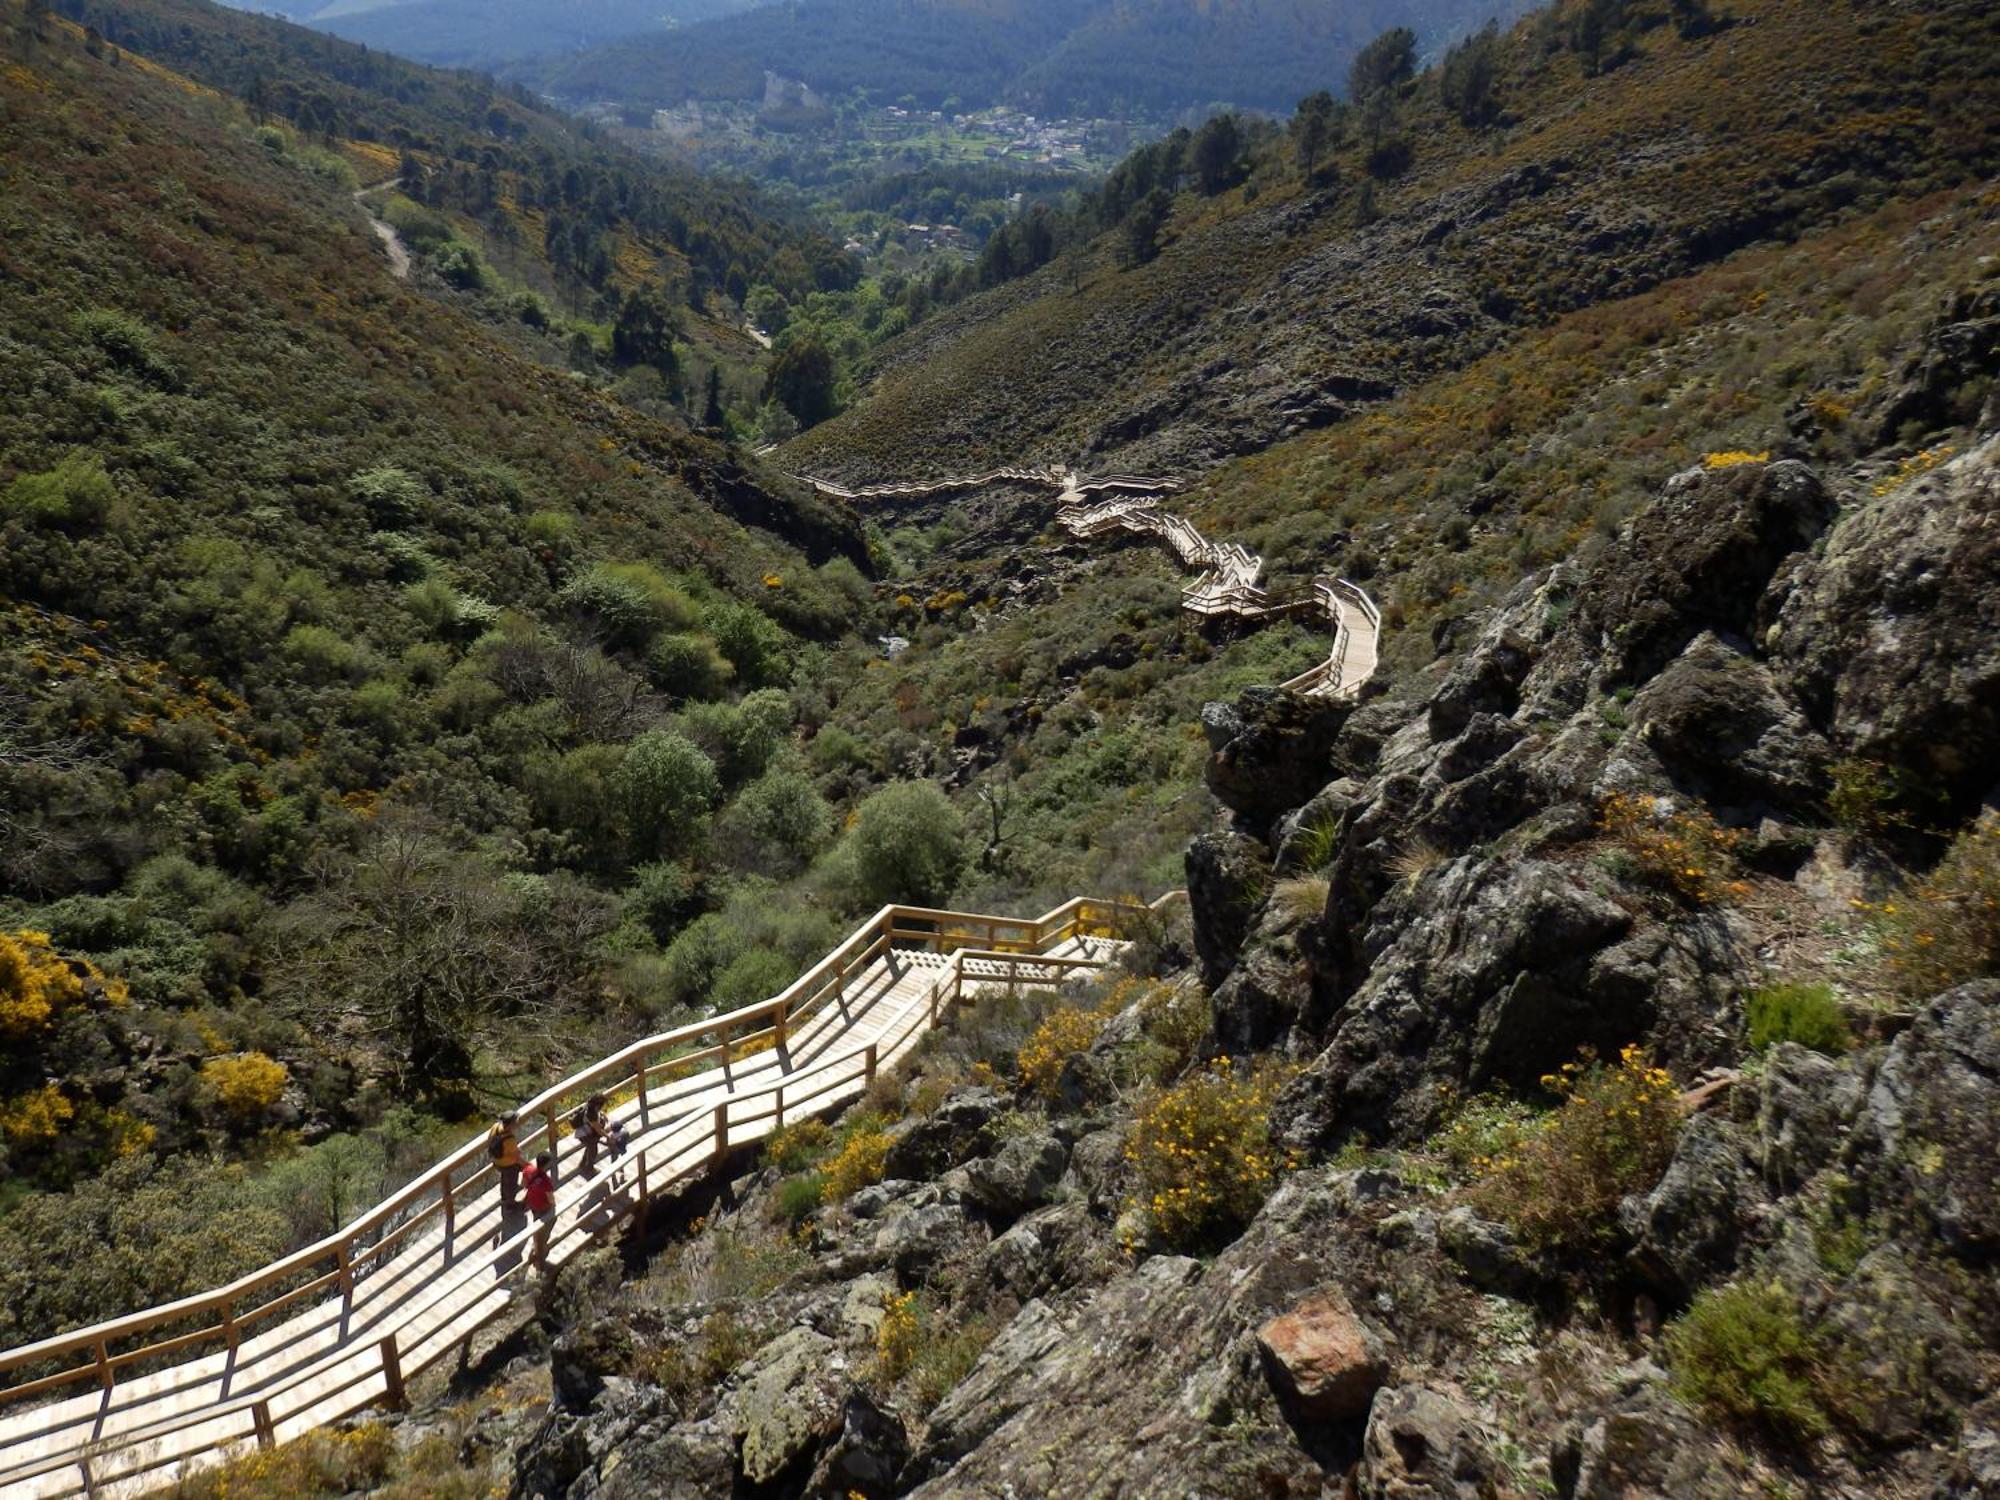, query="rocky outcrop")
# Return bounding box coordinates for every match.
[1185,827,1271,986]
[1202,687,1354,834]
[1355,1385,1501,1499]
[1771,434,2000,814]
